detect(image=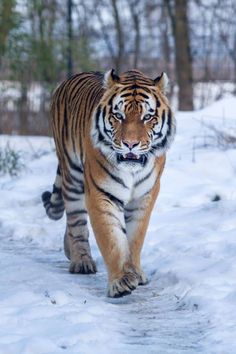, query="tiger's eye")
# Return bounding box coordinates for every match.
[114,112,123,120]
[143,114,152,121]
